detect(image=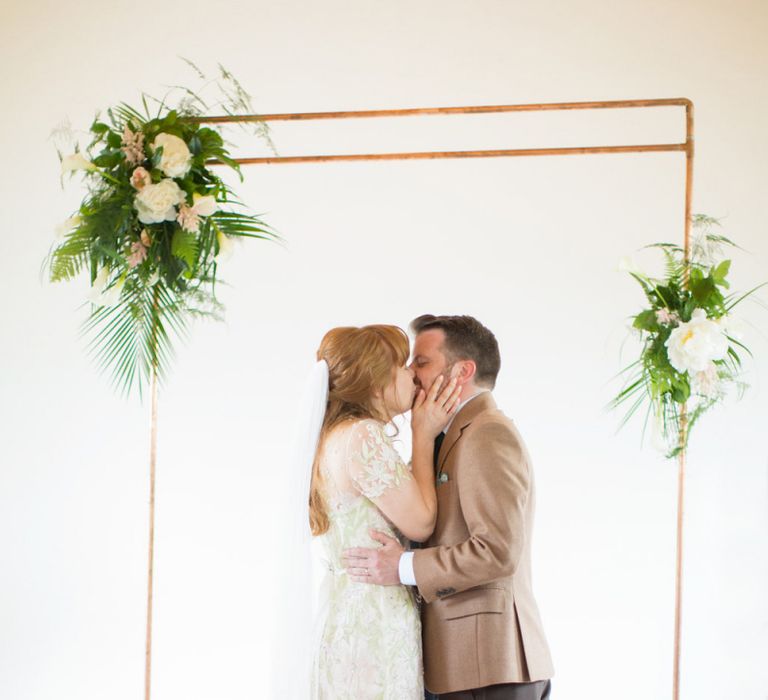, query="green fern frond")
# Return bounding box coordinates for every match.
[49,226,93,282]
[171,227,199,275]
